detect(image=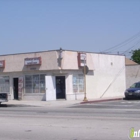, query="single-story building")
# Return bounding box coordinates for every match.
[125,58,140,88]
[0,49,126,101]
